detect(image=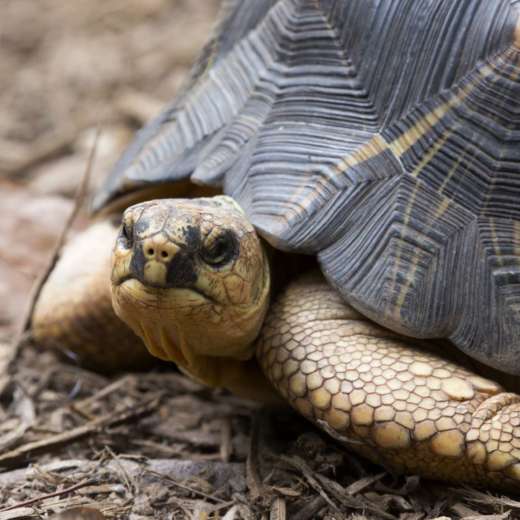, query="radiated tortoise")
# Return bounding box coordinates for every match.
[32,0,520,490]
